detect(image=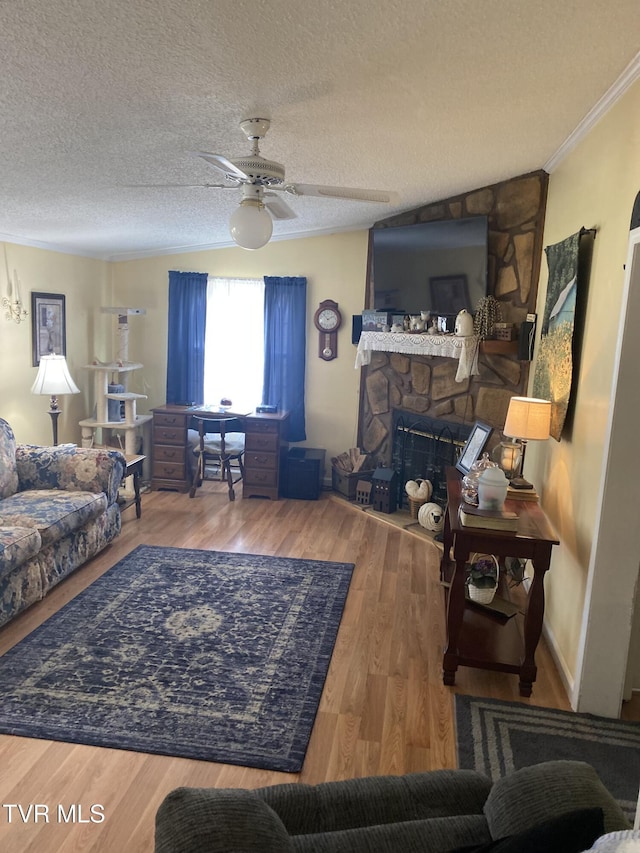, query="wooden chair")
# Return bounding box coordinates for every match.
[188,416,245,501]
